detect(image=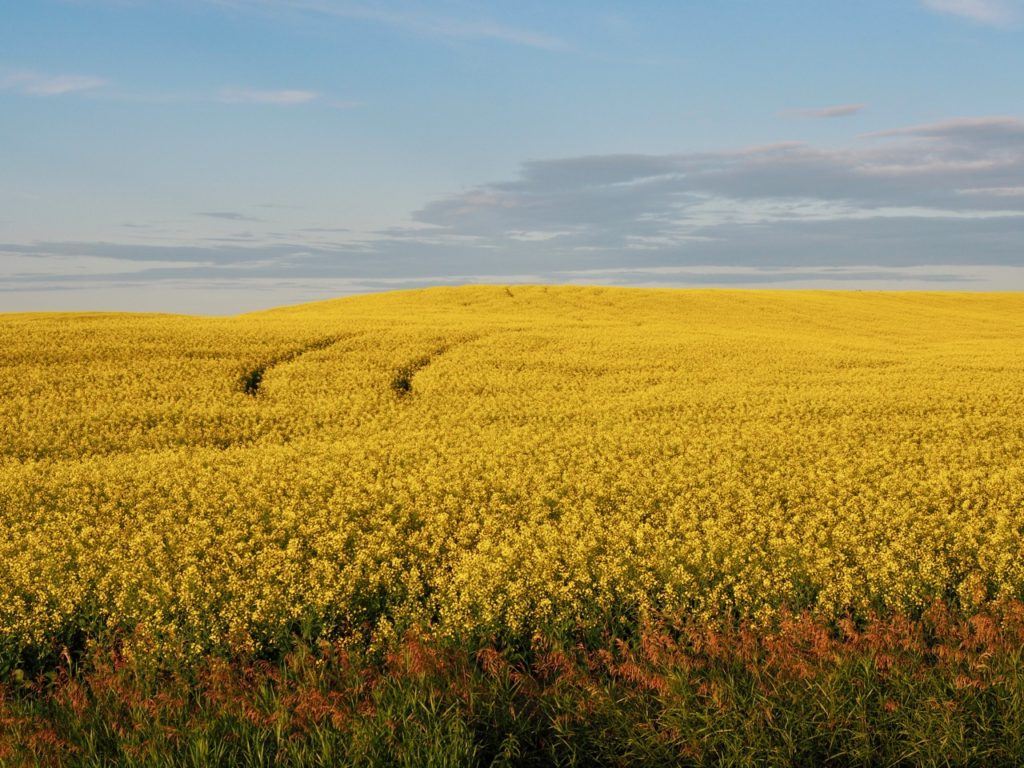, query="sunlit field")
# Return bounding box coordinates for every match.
[4,286,1024,765]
